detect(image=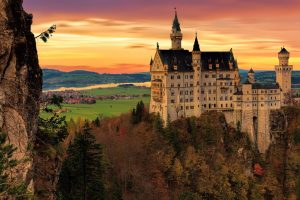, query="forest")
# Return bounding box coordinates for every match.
[41,101,300,200]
